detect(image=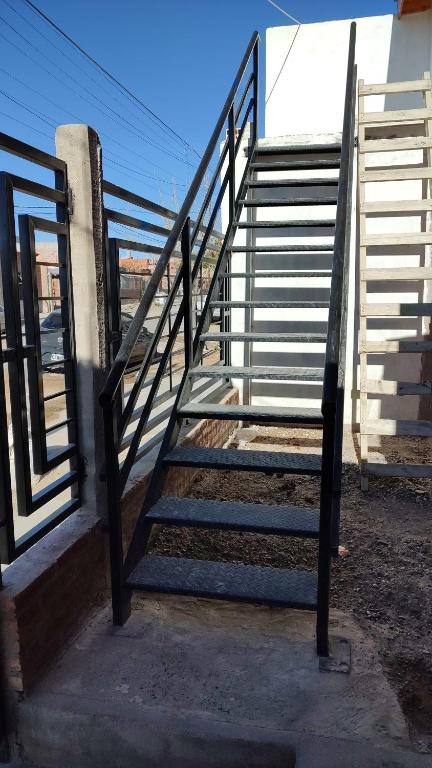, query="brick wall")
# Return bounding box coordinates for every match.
[0,388,239,694]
